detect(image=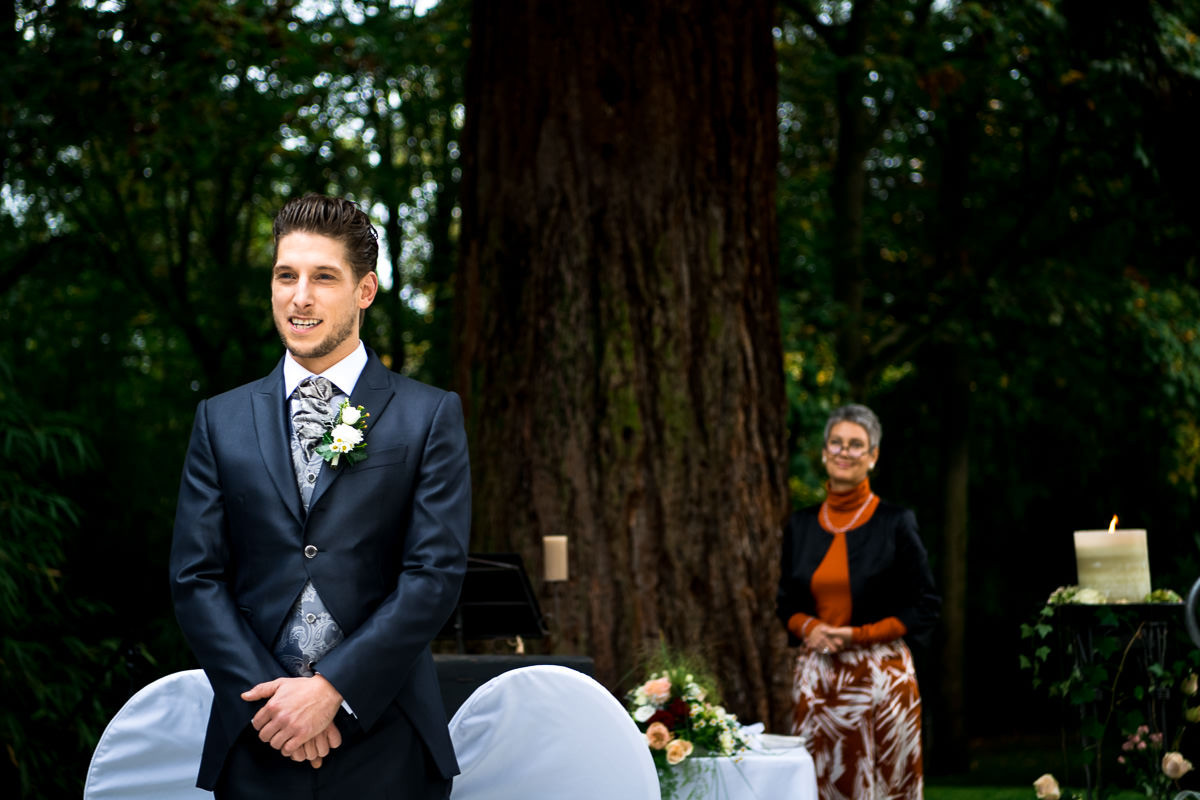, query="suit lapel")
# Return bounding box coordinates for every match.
[308,351,397,510]
[251,360,304,525]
